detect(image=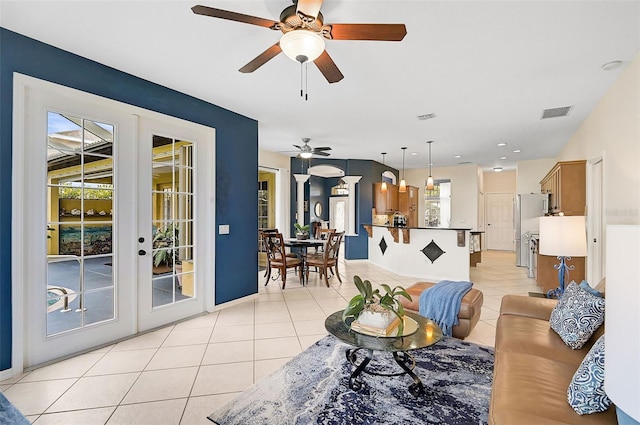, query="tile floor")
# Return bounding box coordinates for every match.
[2,250,539,424]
